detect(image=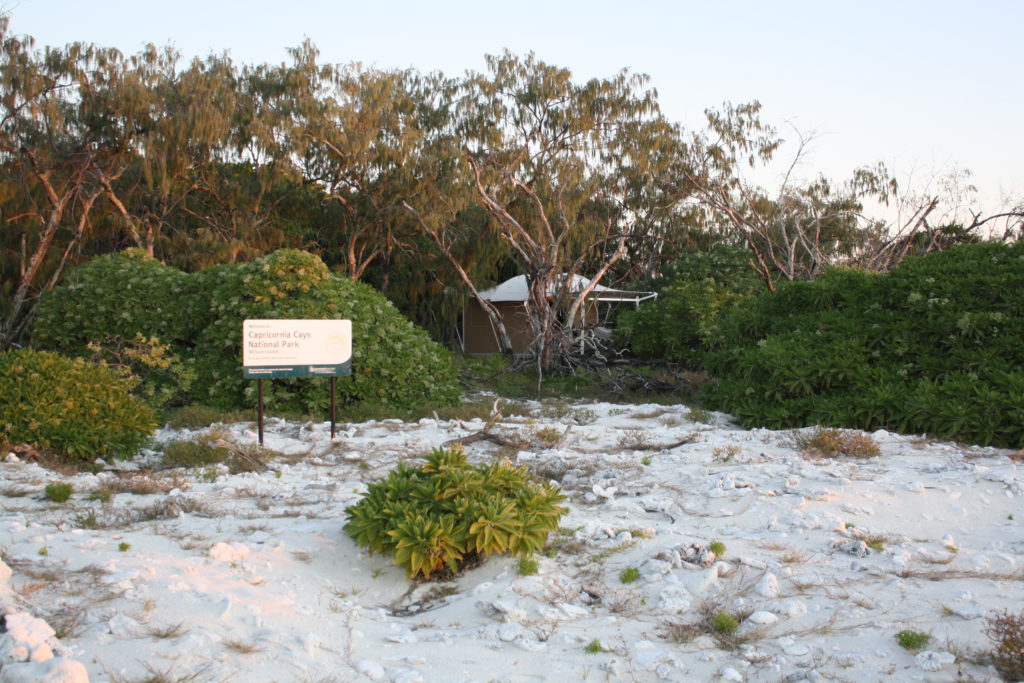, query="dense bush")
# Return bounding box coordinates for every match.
[31,249,198,407]
[33,248,198,348]
[344,445,567,579]
[190,249,461,414]
[702,242,1024,447]
[0,349,156,460]
[32,248,461,414]
[617,245,763,365]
